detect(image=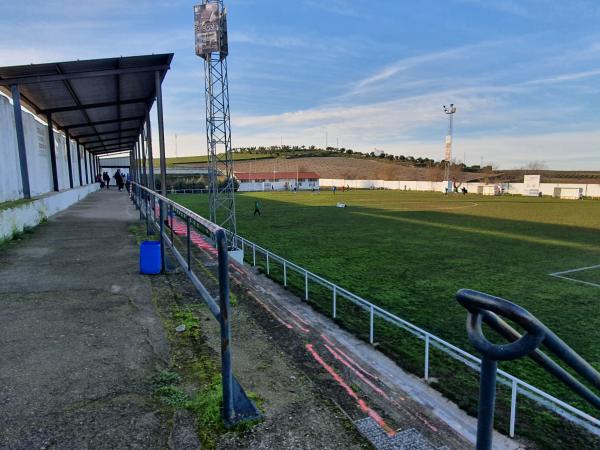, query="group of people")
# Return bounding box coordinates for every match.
[96,170,130,192]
